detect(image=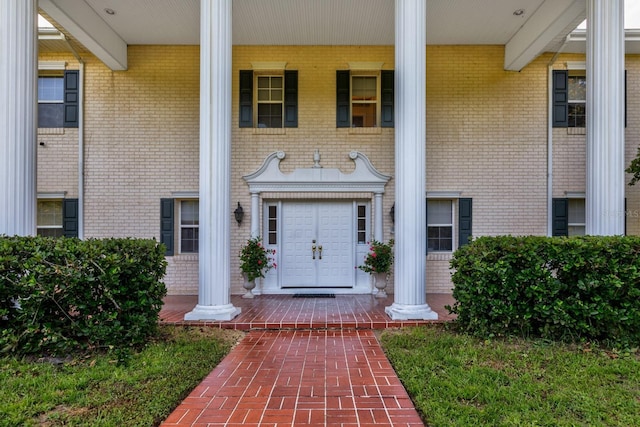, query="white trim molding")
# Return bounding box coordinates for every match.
[243,151,391,194]
[37,192,67,199]
[251,62,287,70]
[171,191,199,199]
[38,61,66,70]
[348,62,384,70]
[426,191,462,199]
